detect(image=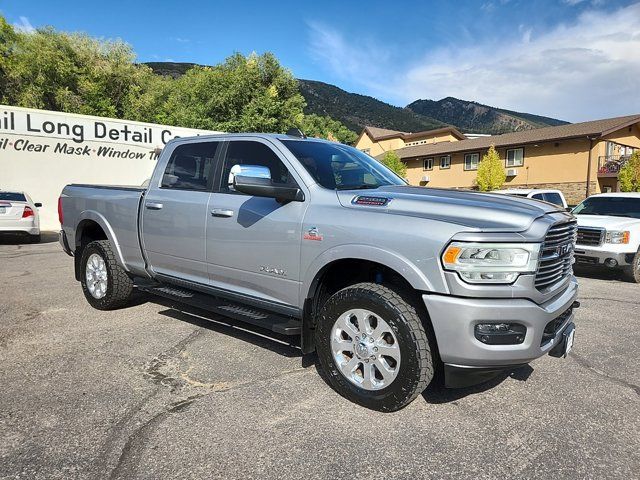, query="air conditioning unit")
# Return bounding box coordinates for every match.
[506,168,518,177]
[421,175,430,183]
